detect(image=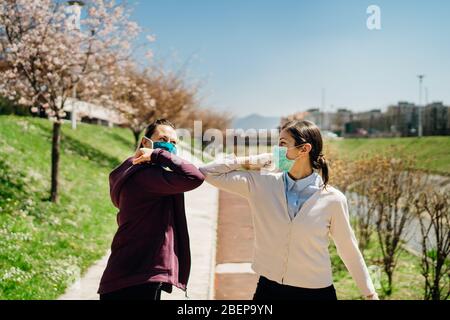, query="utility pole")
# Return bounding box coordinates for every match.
[321,88,326,129]
[417,75,425,137]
